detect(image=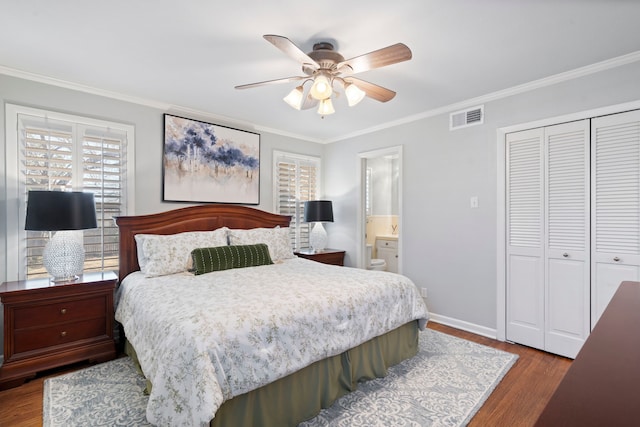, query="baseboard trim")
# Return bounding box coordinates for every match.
[429,312,498,340]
